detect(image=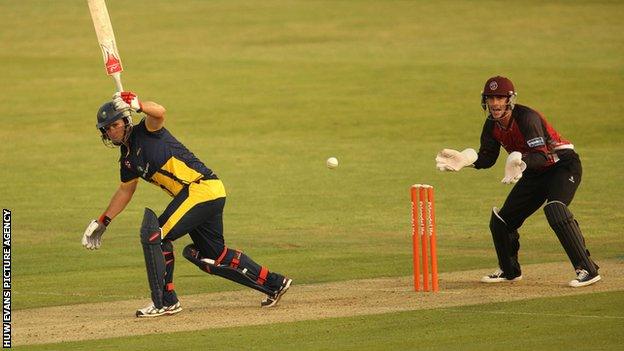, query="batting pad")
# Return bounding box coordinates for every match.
[489,208,522,278]
[140,208,166,309]
[182,244,276,296]
[544,201,598,274]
